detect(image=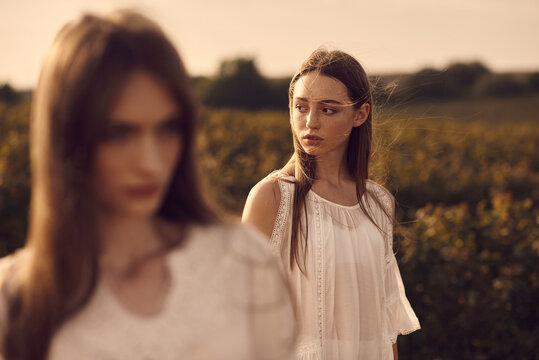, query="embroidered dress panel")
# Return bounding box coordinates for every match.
[270,175,420,360]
